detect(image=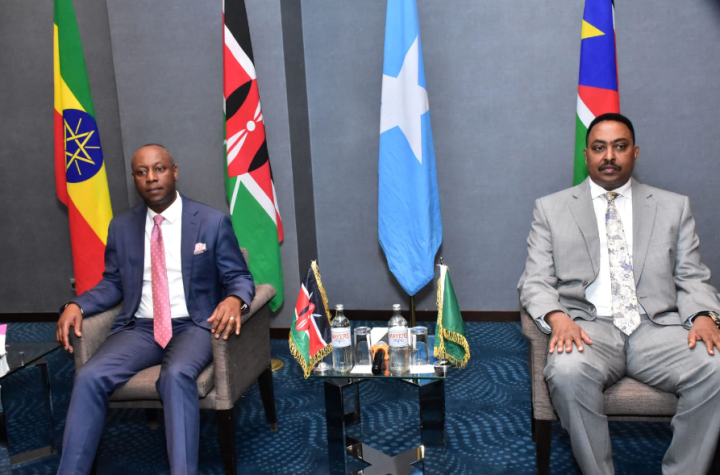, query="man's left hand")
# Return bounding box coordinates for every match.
[207,296,243,339]
[688,316,720,355]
